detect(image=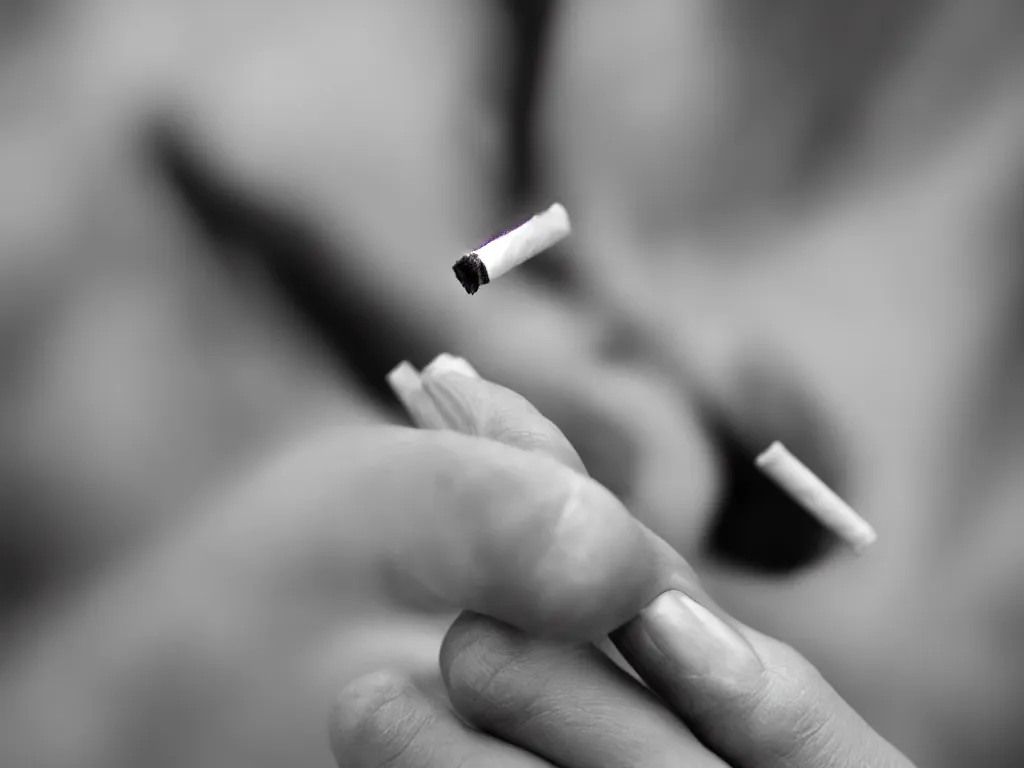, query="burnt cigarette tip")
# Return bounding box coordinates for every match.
[452,253,490,295]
